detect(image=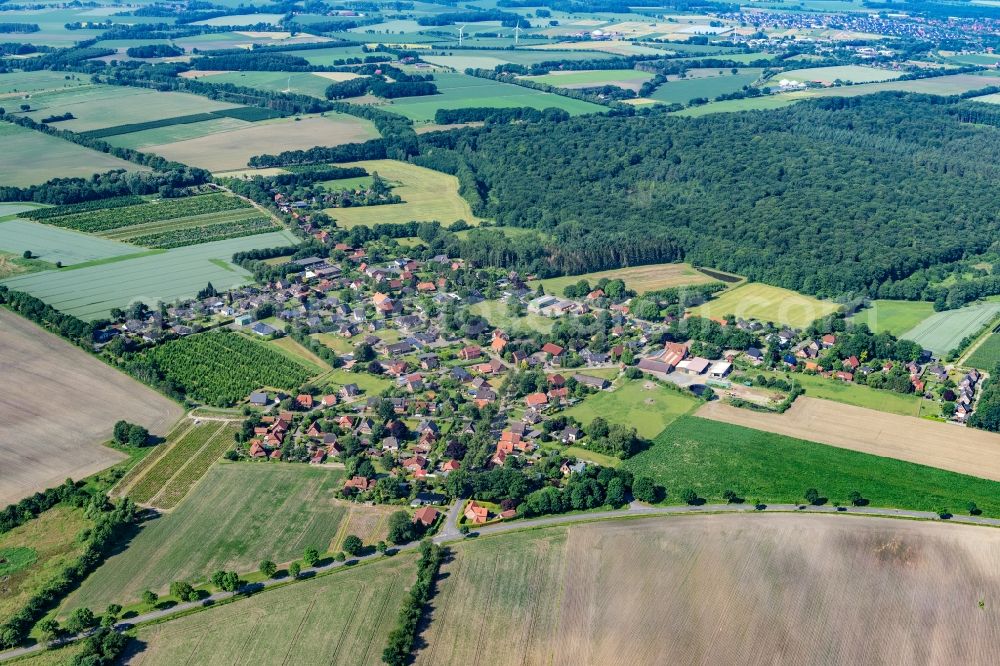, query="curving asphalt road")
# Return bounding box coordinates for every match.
[3,499,999,663]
